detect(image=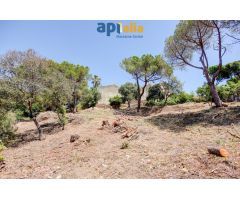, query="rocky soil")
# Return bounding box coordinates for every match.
[1,102,240,178]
